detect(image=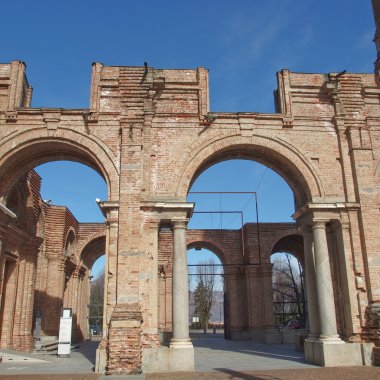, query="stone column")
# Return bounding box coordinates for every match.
[170,219,192,348]
[302,226,320,339]
[312,221,341,341]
